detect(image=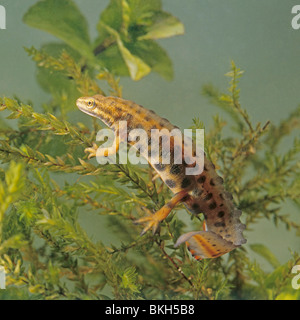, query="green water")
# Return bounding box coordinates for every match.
[0,0,299,267]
